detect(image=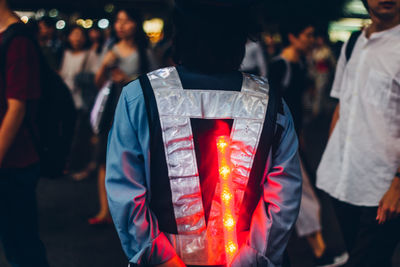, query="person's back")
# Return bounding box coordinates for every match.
[105,1,302,266]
